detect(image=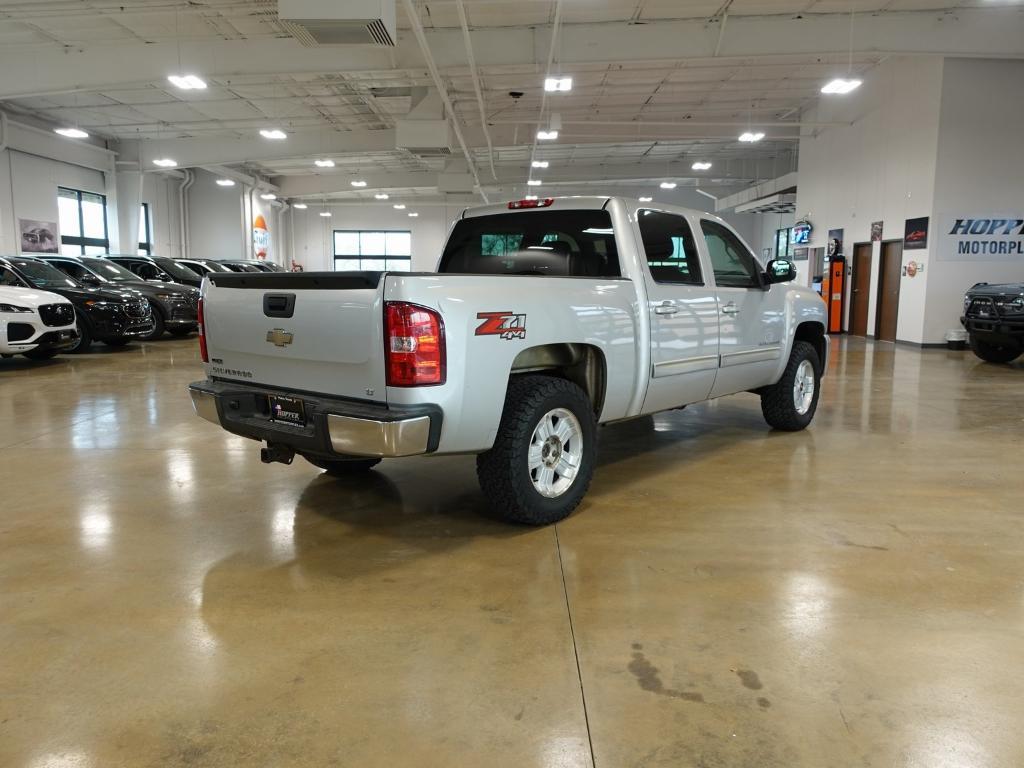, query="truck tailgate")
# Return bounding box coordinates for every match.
[202,272,386,401]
